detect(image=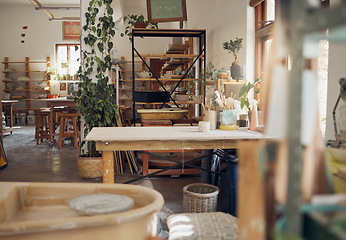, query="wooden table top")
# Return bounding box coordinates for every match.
[86,126,268,151]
